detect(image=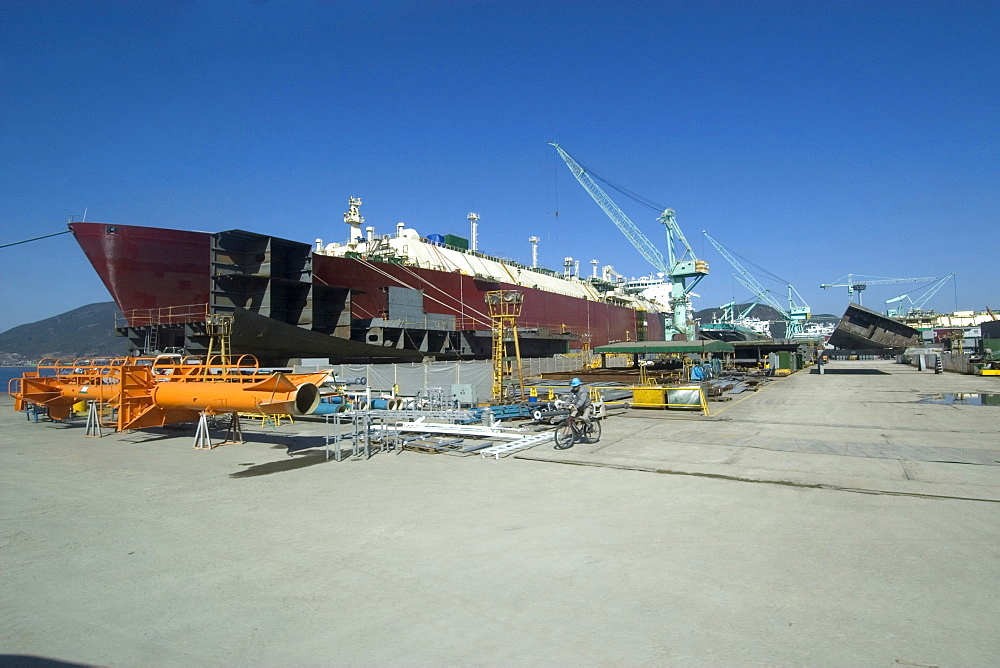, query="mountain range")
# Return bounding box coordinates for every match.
[0,302,128,364]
